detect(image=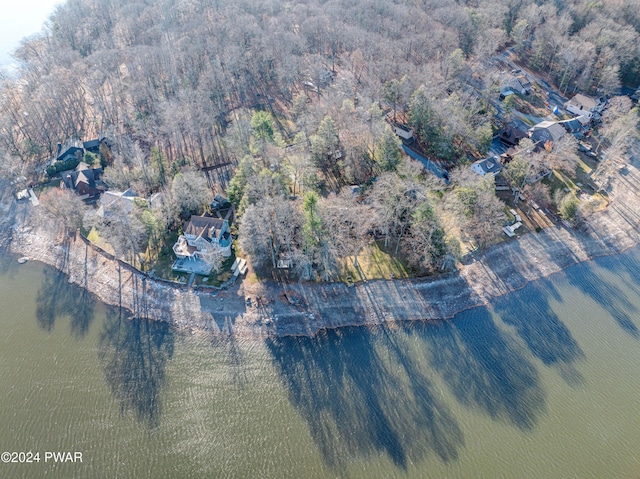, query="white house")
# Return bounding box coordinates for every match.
[173,215,232,271]
[471,157,502,176]
[564,94,603,119]
[393,123,414,140]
